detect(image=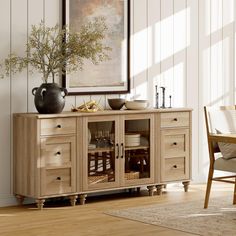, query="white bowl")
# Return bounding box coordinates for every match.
[125,100,149,110]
